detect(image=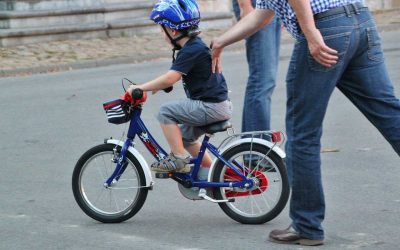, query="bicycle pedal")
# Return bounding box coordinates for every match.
[155,172,173,179]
